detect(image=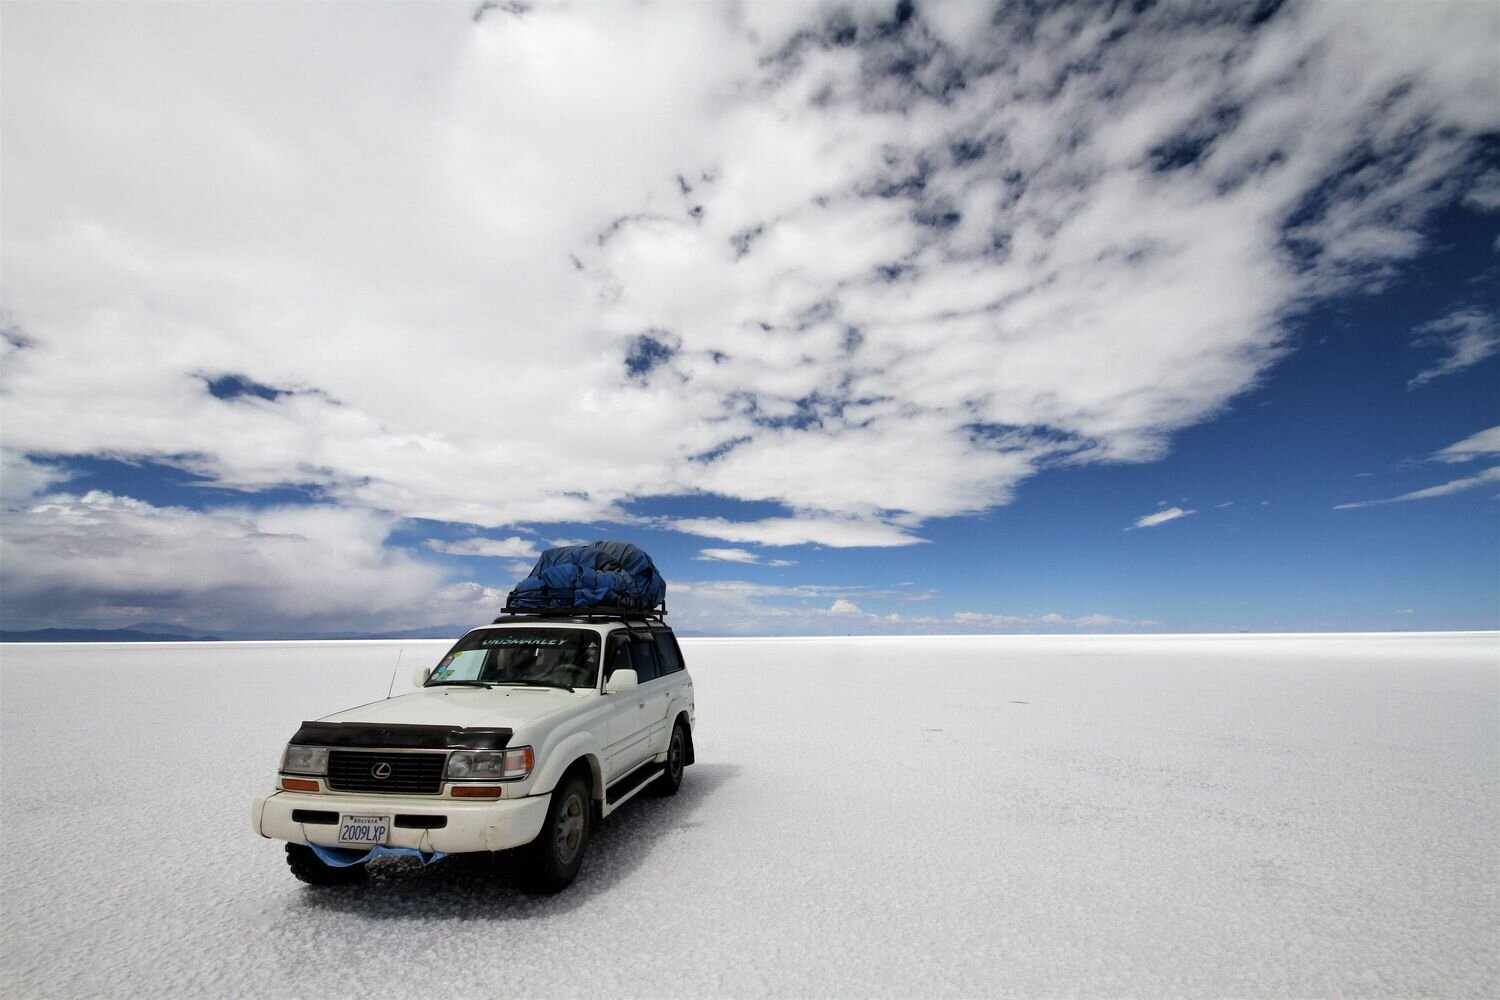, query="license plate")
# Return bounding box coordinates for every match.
[337,814,391,846]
